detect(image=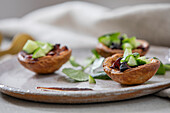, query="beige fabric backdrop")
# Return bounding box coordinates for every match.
[0,1,170,48]
[1,0,170,19]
